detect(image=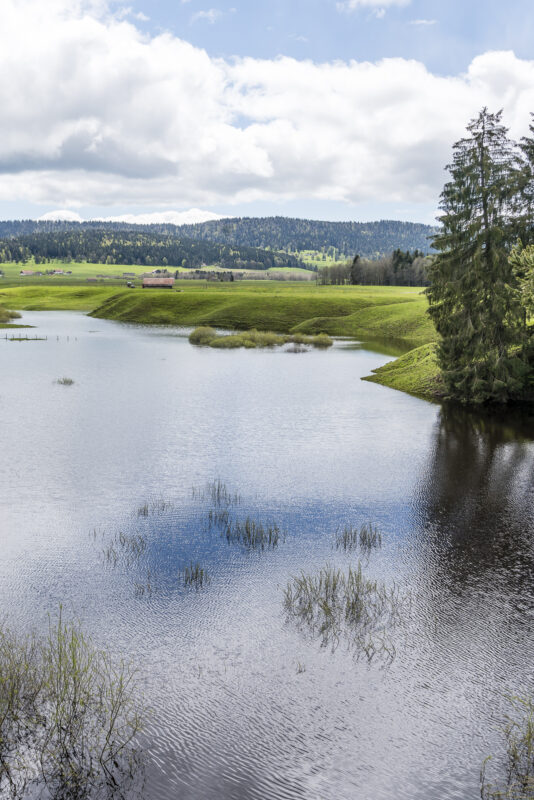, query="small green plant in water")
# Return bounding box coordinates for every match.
[284,562,404,661]
[188,326,217,345]
[179,562,210,589]
[188,327,333,350]
[193,480,241,507]
[481,695,534,799]
[55,377,74,386]
[222,516,285,550]
[0,610,145,799]
[335,523,382,553]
